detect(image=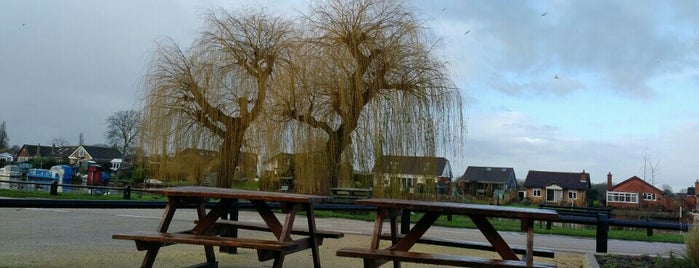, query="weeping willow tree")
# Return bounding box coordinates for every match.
[269,0,464,193]
[140,9,293,188]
